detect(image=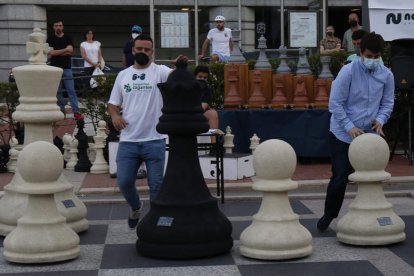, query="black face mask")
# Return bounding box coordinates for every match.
[135,52,149,66]
[350,20,358,27]
[326,31,333,36]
